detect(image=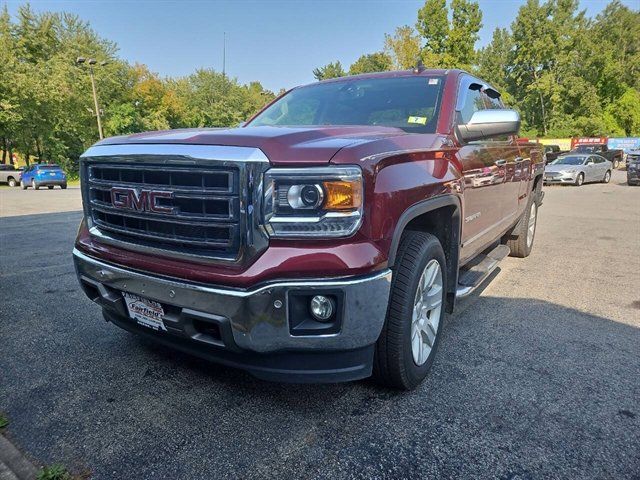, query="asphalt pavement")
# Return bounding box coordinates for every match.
[0,171,638,479]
